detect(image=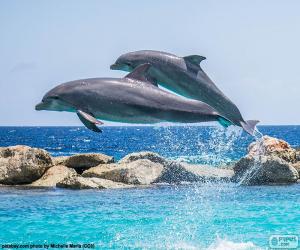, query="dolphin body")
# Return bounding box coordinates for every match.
[36,64,226,132]
[111,50,259,135]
